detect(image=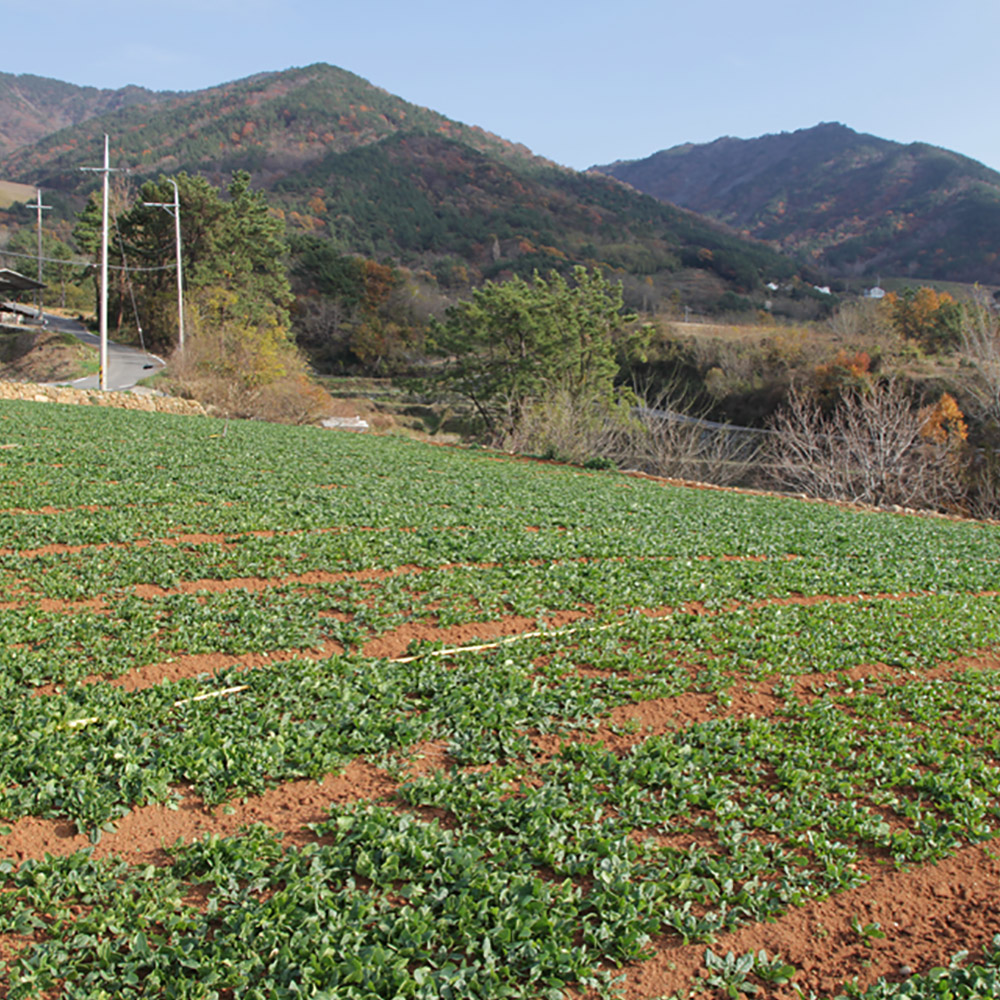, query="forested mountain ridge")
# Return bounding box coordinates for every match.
[0,64,802,311]
[0,63,548,192]
[0,72,175,158]
[593,122,1000,285]
[270,131,794,286]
